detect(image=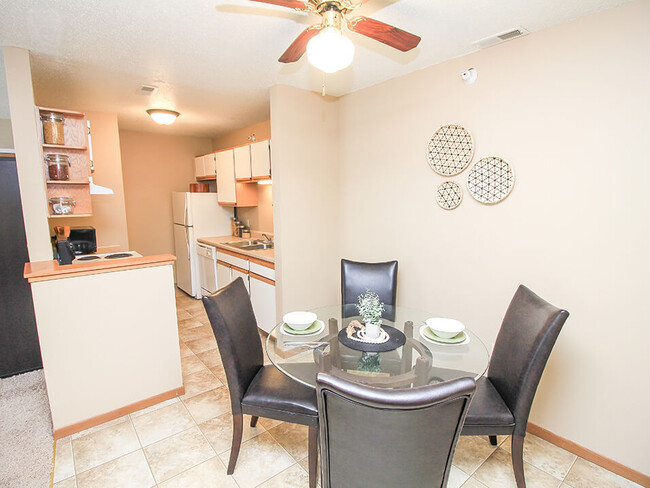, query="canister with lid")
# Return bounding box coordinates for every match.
[41,112,66,145]
[49,197,76,215]
[45,154,71,181]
